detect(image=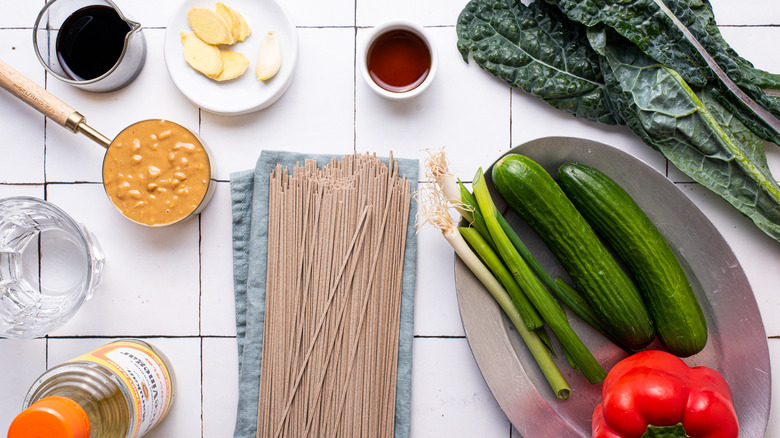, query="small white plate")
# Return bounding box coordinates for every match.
[164,0,298,115]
